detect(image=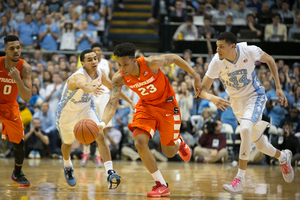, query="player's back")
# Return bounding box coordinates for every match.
[57,67,102,112]
[0,56,24,105]
[120,57,174,105]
